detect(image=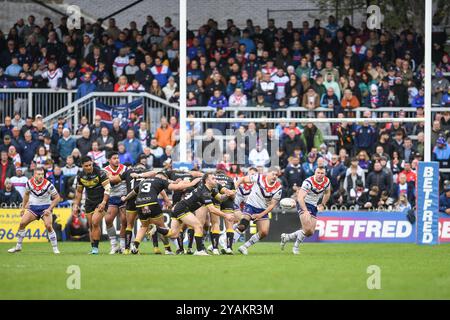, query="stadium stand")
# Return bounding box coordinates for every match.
[0,8,449,210]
